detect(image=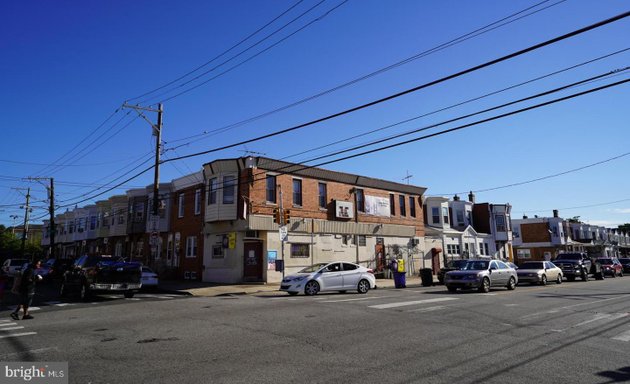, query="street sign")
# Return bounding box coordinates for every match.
[279,226,288,242]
